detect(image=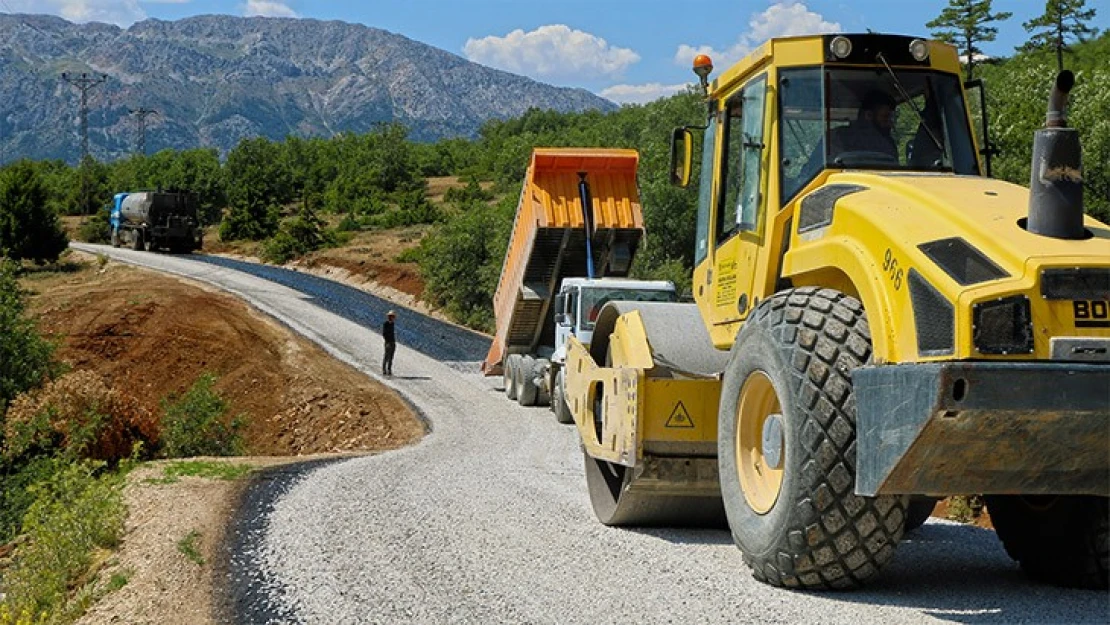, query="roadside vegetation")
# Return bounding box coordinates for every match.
[0,5,1100,619]
[0,260,248,624]
[7,28,1106,333]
